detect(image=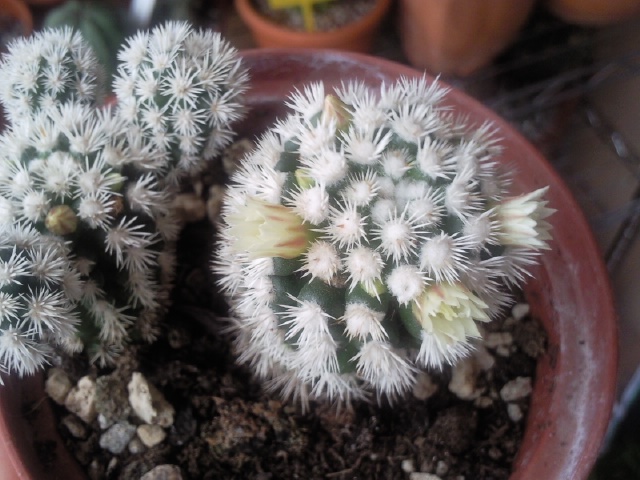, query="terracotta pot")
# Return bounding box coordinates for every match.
[233,0,392,52]
[545,0,640,25]
[0,0,33,39]
[0,50,617,479]
[397,0,536,76]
